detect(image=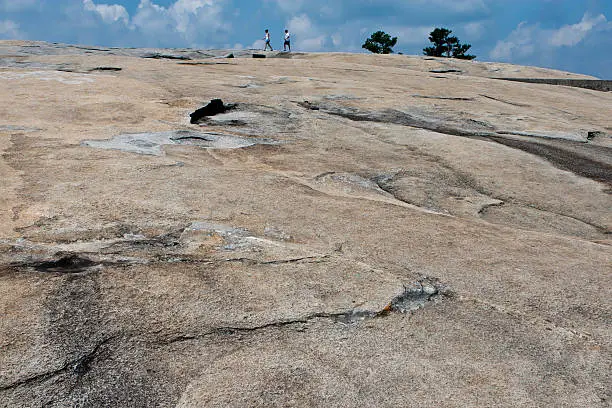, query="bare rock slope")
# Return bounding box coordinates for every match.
[0,41,610,407]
